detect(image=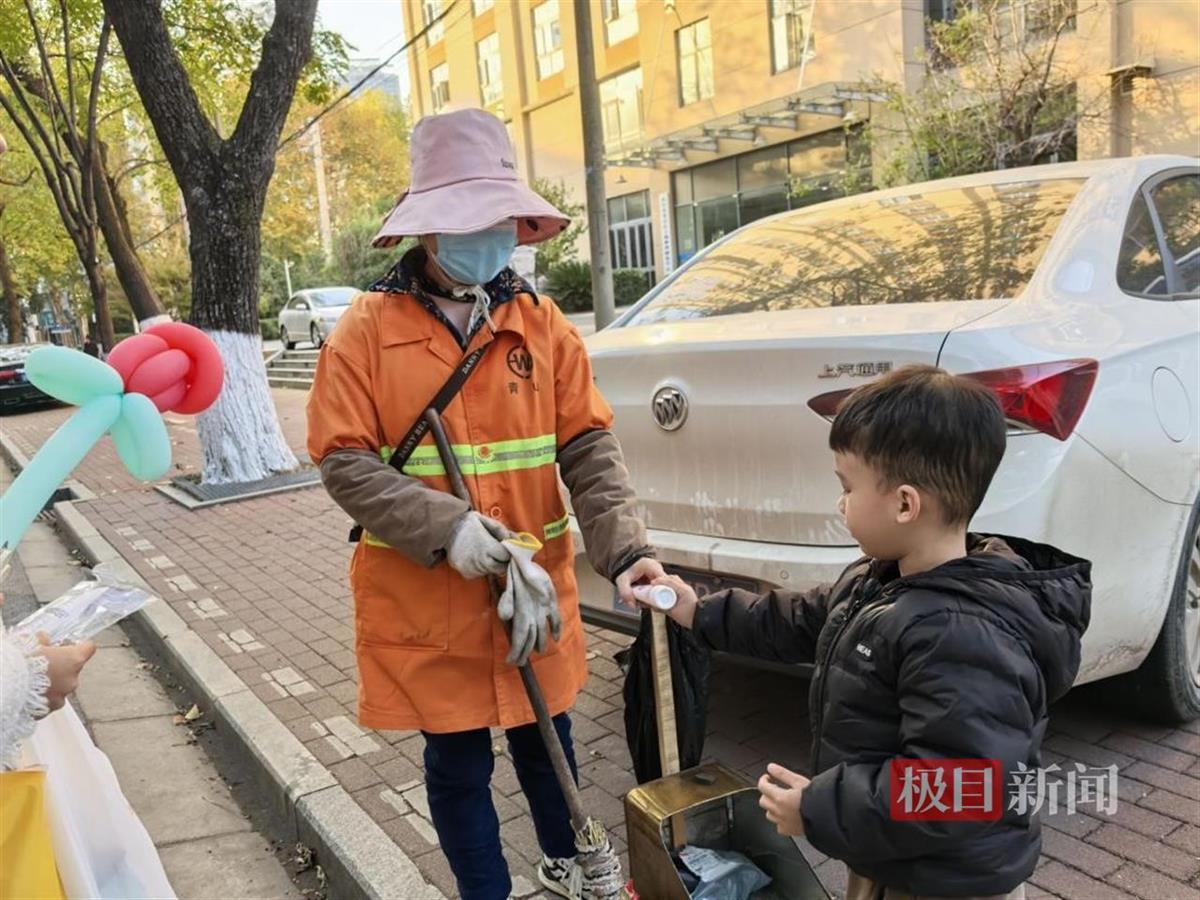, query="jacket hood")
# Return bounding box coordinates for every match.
[905,534,1092,700]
